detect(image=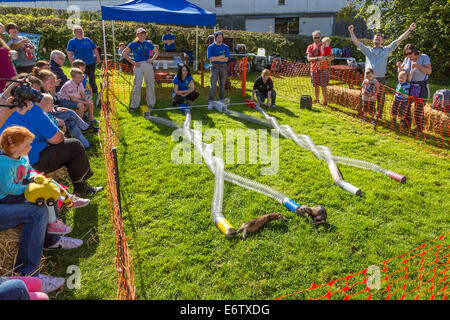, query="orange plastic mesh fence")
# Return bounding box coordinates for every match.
[276,232,449,300]
[270,59,449,156]
[99,61,136,300]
